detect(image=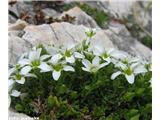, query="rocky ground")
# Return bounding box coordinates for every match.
[8,0,152,119]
